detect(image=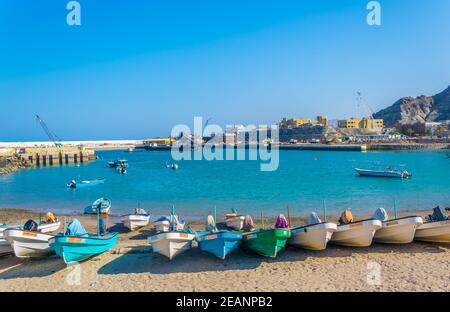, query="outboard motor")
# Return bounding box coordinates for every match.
[373,208,389,222]
[308,212,322,225]
[23,219,38,232]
